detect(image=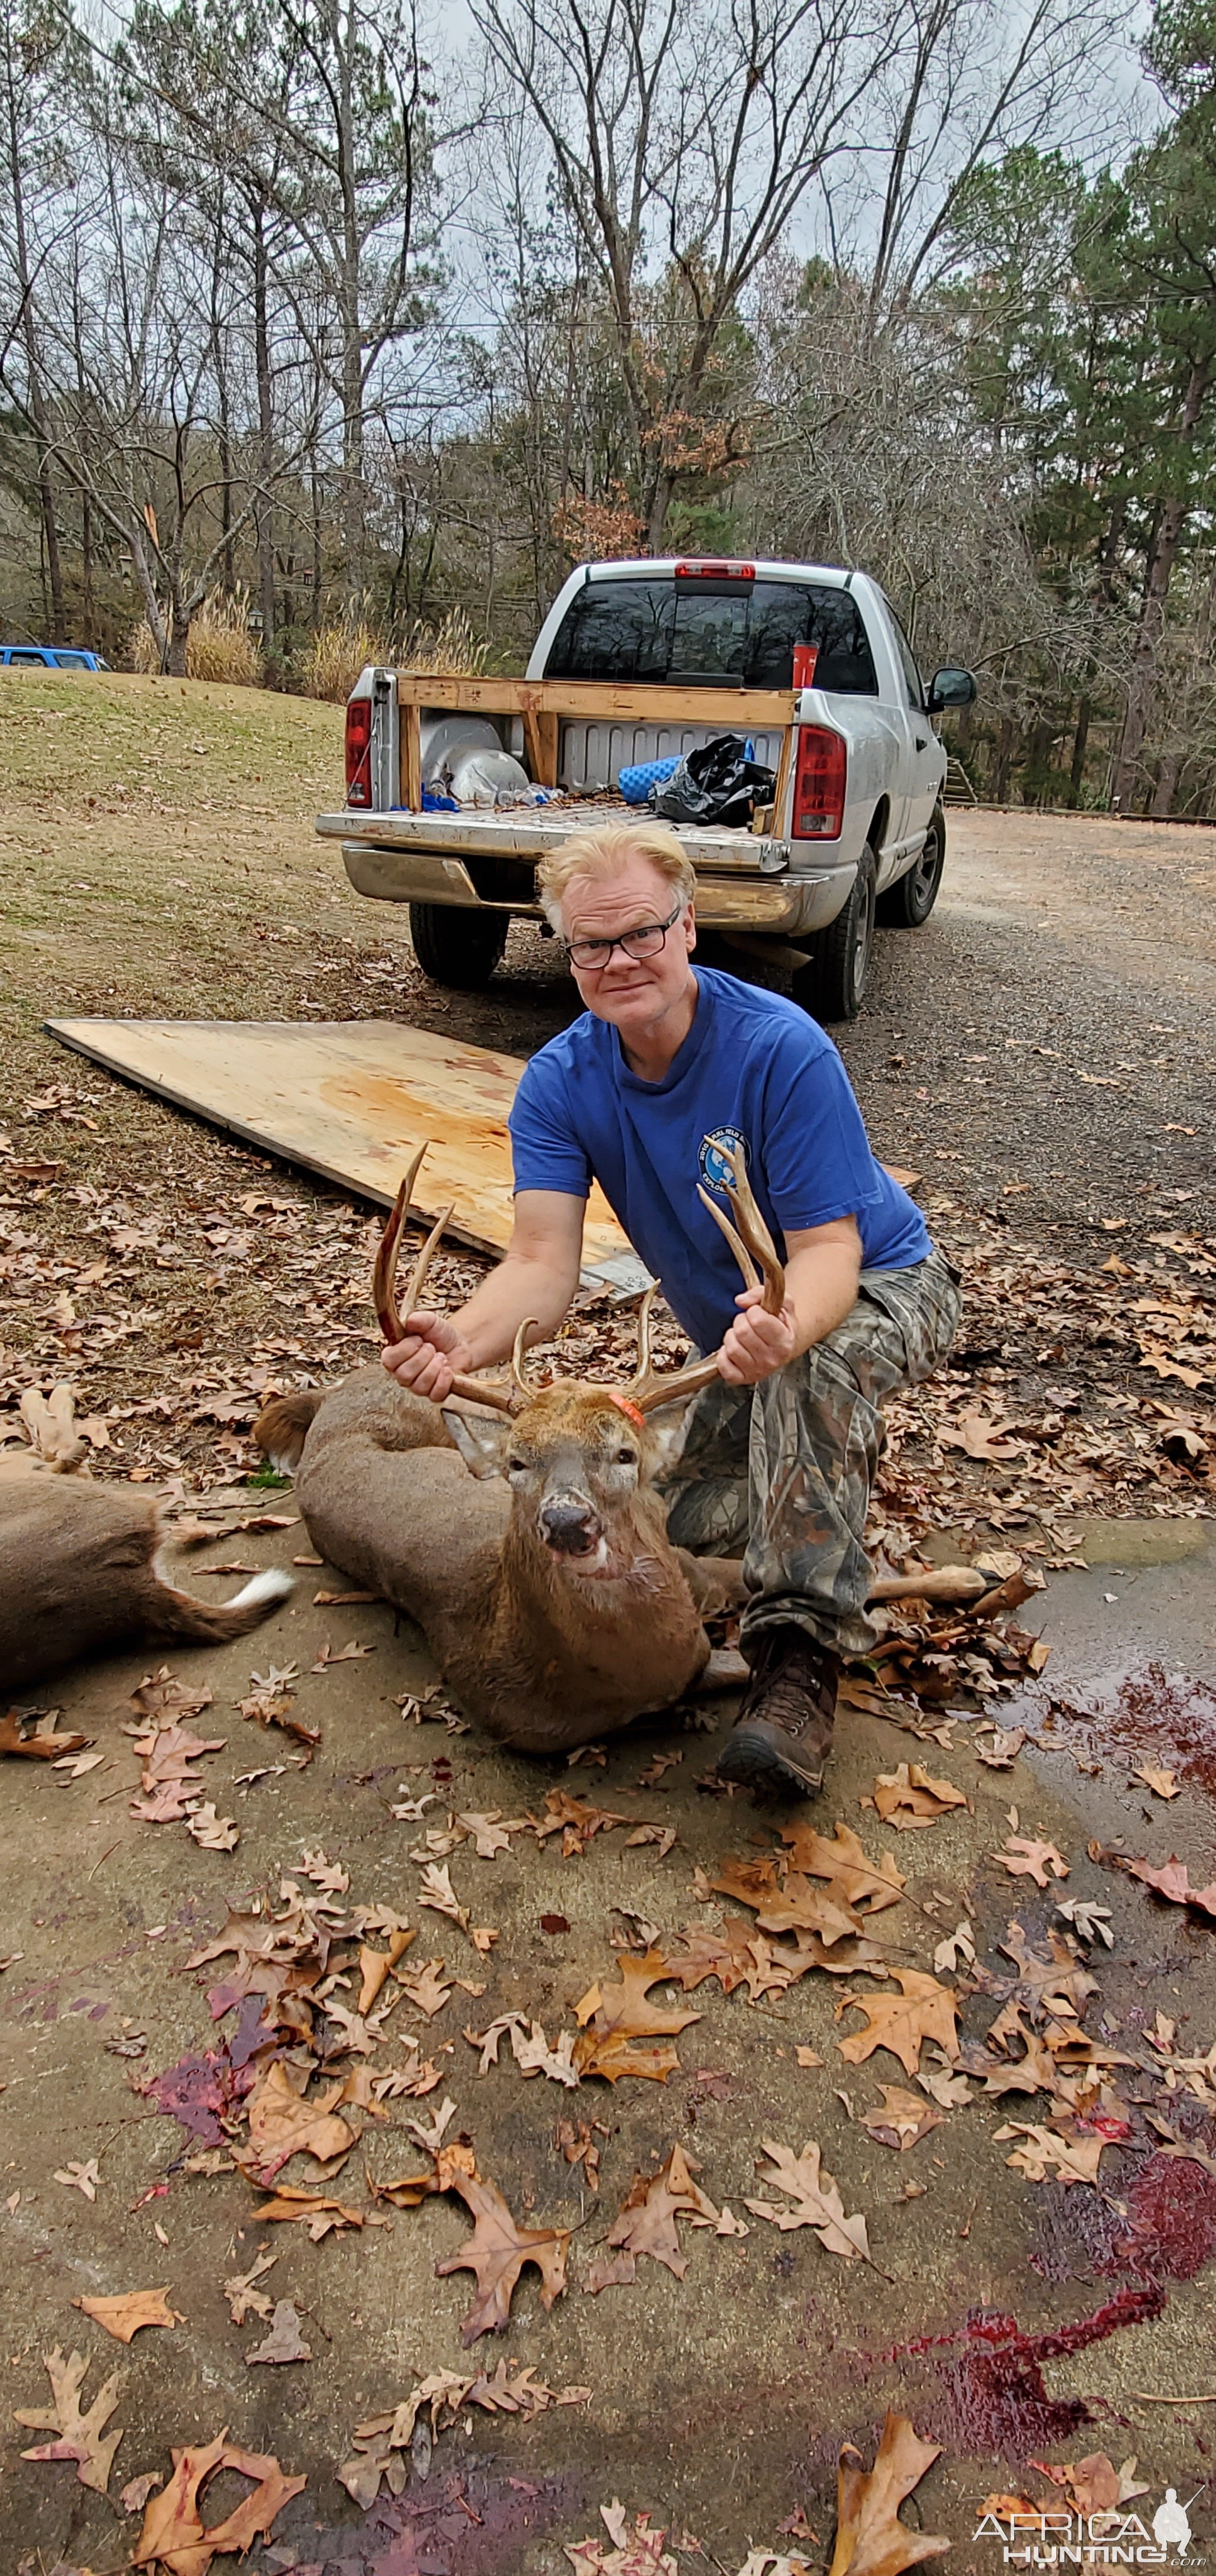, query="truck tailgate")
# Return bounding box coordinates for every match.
[317,803,792,876]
